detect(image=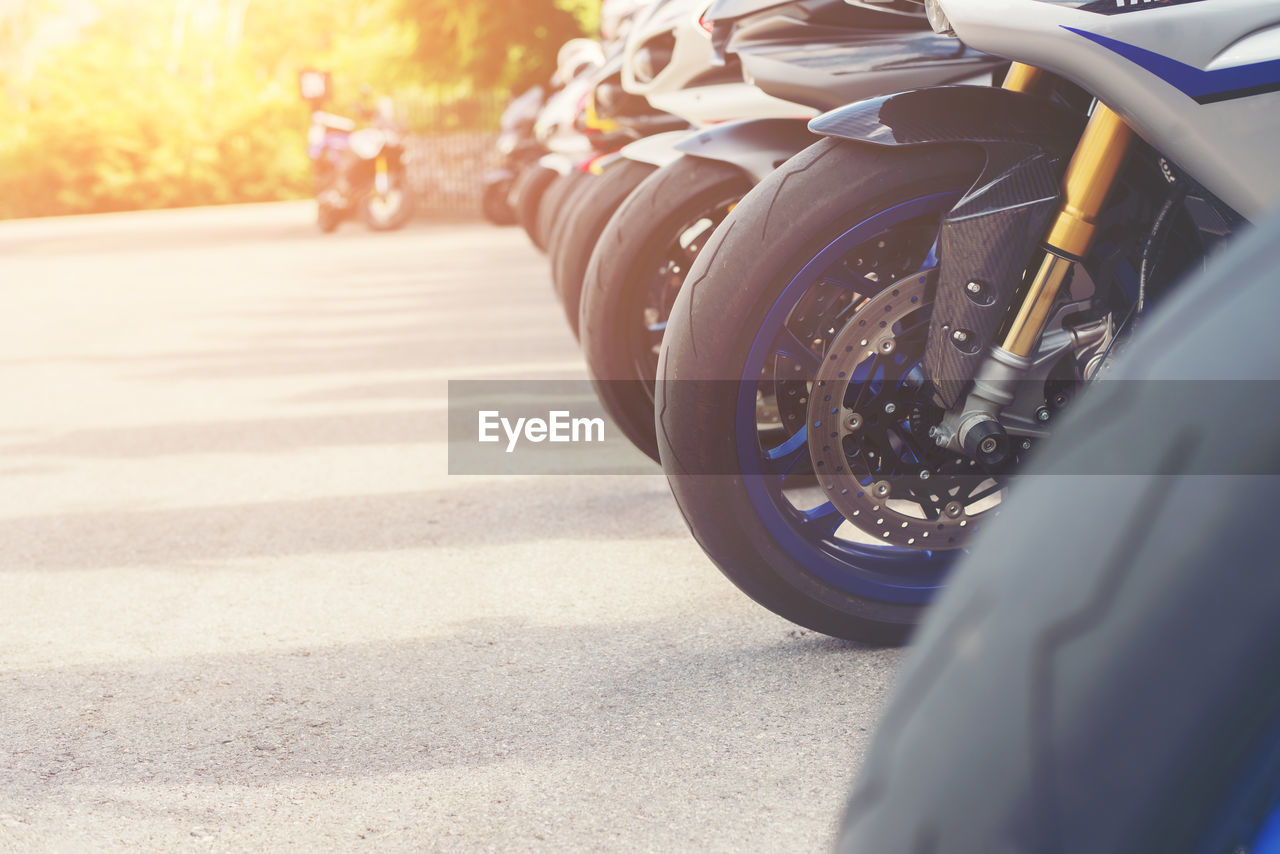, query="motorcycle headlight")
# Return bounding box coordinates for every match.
[924,0,956,37]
